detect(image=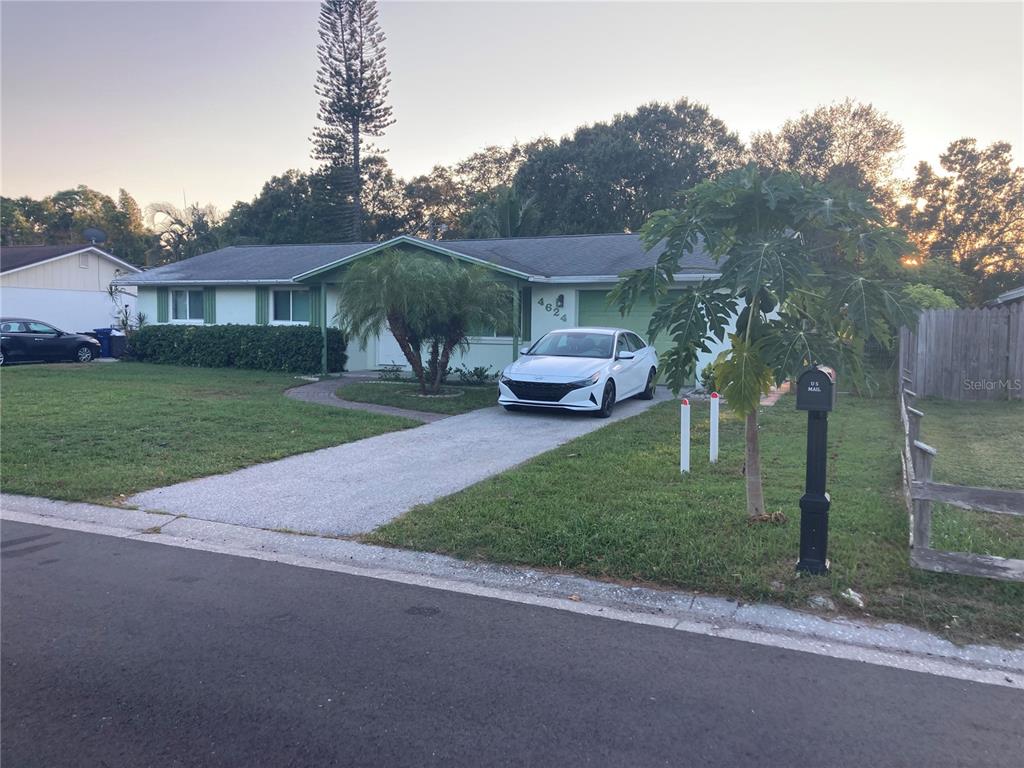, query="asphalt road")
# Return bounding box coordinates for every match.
[2,521,1021,768]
